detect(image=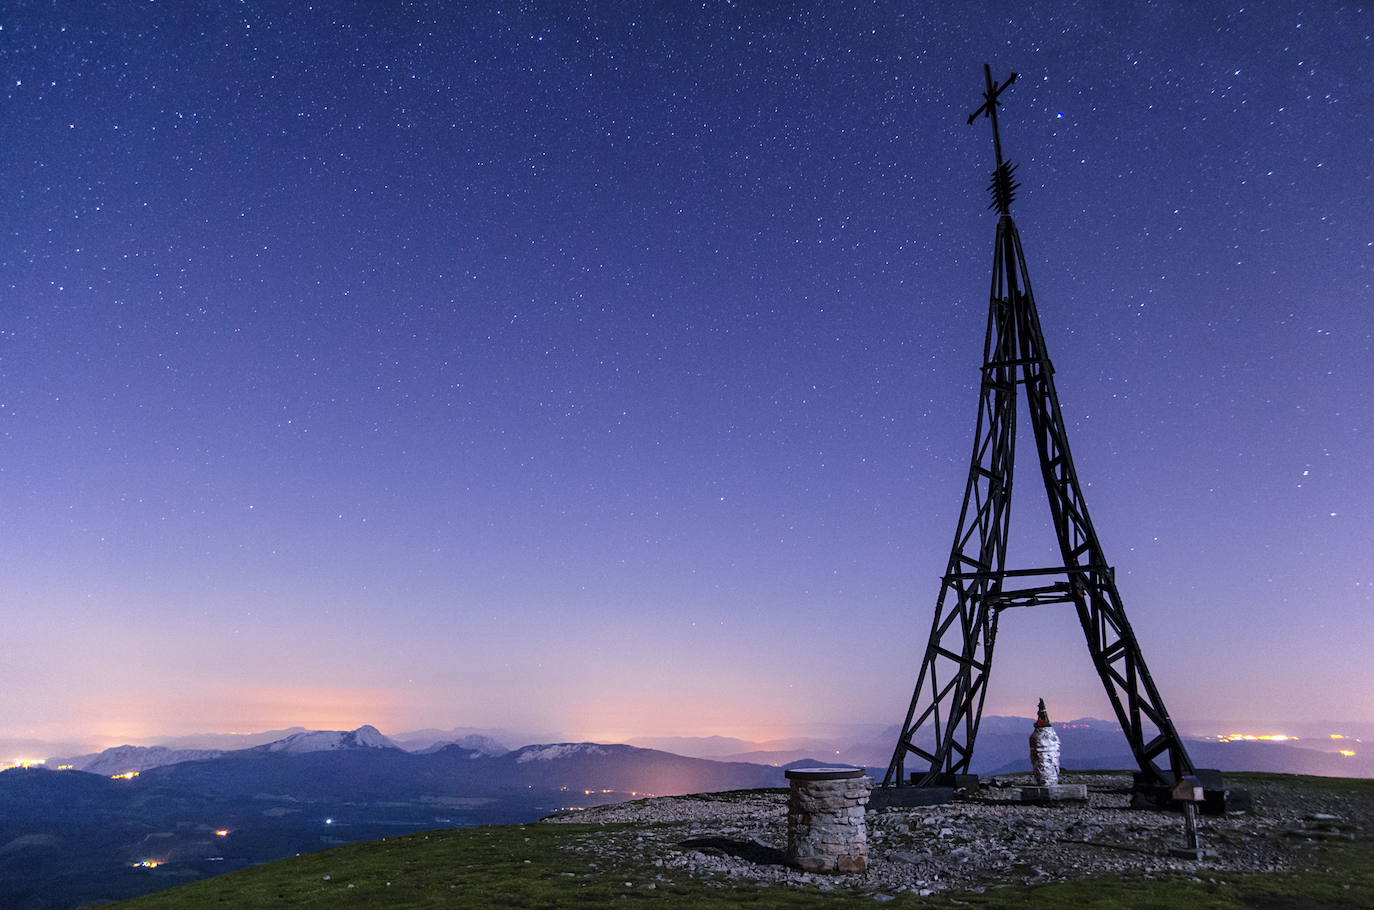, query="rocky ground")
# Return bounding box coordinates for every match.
[542,773,1370,899]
